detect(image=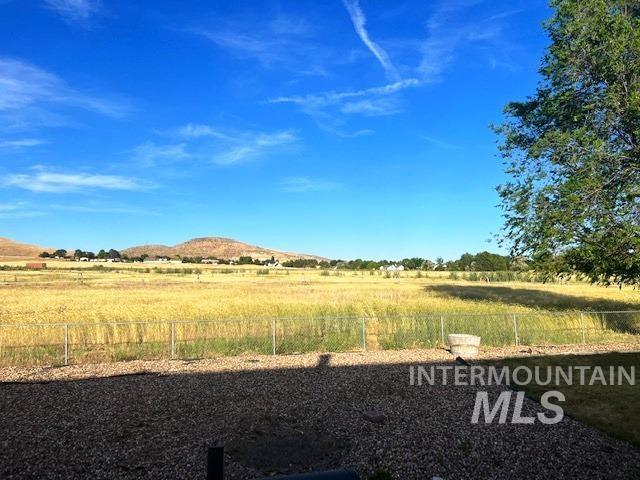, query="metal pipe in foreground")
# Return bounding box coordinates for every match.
[207,444,224,480]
